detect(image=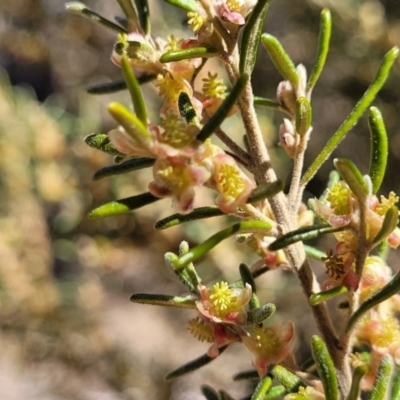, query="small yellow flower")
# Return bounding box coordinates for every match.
[209,282,238,318]
[375,191,399,216]
[156,73,190,105]
[164,35,181,52]
[242,322,294,377]
[202,72,227,99]
[195,282,251,324]
[159,111,195,148]
[216,164,246,199]
[226,0,243,12]
[326,183,351,215]
[187,11,206,34]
